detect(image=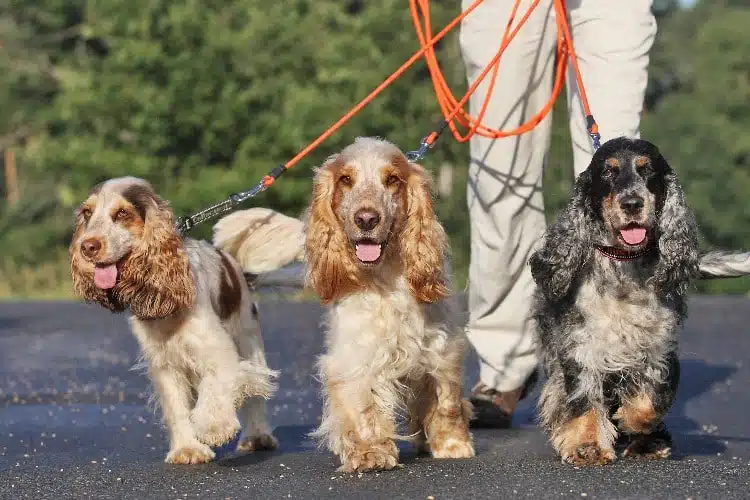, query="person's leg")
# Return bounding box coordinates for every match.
[566,0,657,175]
[459,0,556,426]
